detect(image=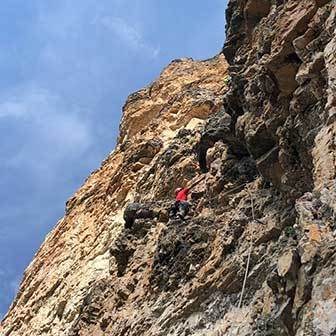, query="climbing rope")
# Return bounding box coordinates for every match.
[234,188,256,336]
[237,187,255,309]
